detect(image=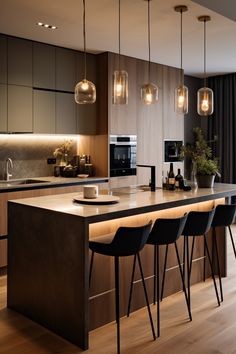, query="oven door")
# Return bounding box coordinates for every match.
[110,144,131,169]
